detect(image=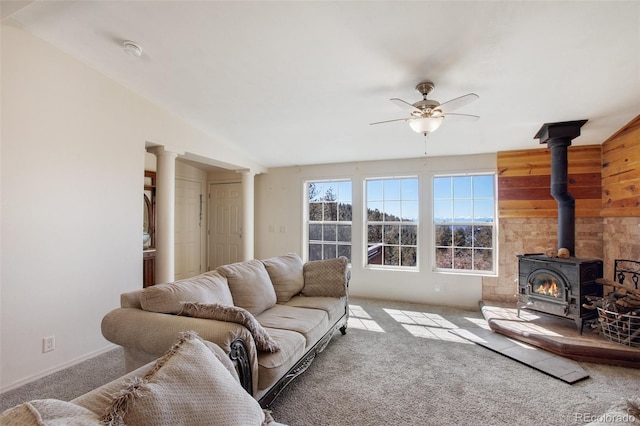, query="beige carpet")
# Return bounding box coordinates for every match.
[269,297,640,426]
[2,297,639,425]
[0,346,125,412]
